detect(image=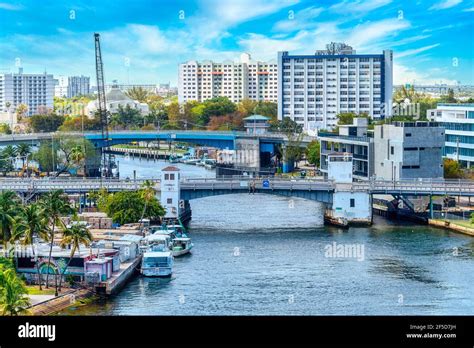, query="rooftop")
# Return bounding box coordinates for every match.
[244,115,271,121]
[162,166,180,172]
